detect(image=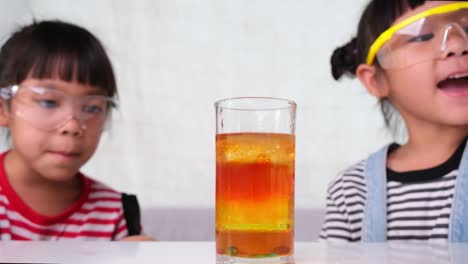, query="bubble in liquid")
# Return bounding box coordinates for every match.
[256,153,271,163]
[226,246,239,256]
